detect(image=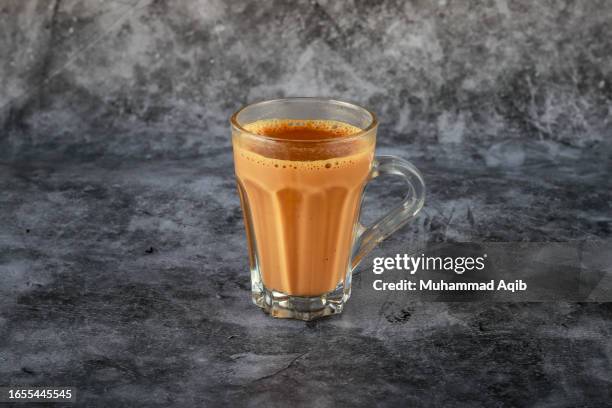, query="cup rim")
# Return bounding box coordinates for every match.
[230,97,378,143]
